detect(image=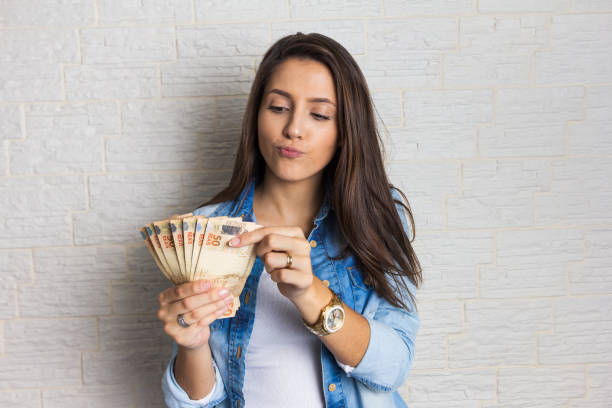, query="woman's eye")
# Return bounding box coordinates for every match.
[267,106,329,121]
